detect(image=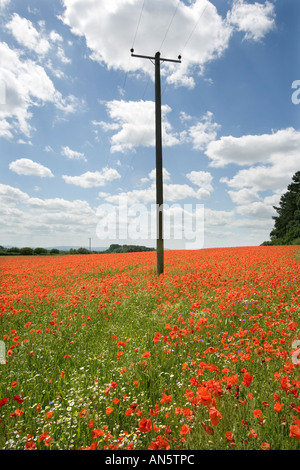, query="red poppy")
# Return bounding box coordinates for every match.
[139,417,152,433]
